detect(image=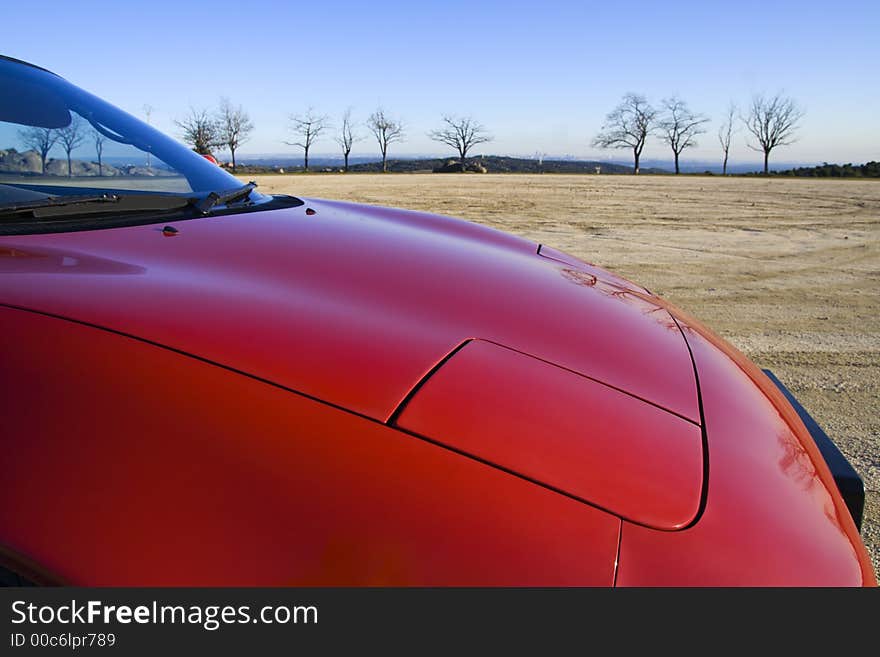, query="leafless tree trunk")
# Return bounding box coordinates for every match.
[175,107,221,156]
[92,129,107,176]
[742,93,804,174]
[428,115,492,171]
[286,108,329,172]
[367,109,404,173]
[591,93,657,174]
[335,109,362,172]
[57,116,86,177]
[18,127,58,175]
[718,103,736,175]
[657,97,708,174]
[218,98,254,172]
